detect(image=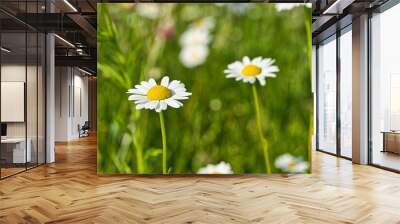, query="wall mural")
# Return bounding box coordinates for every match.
[97,3,313,174]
